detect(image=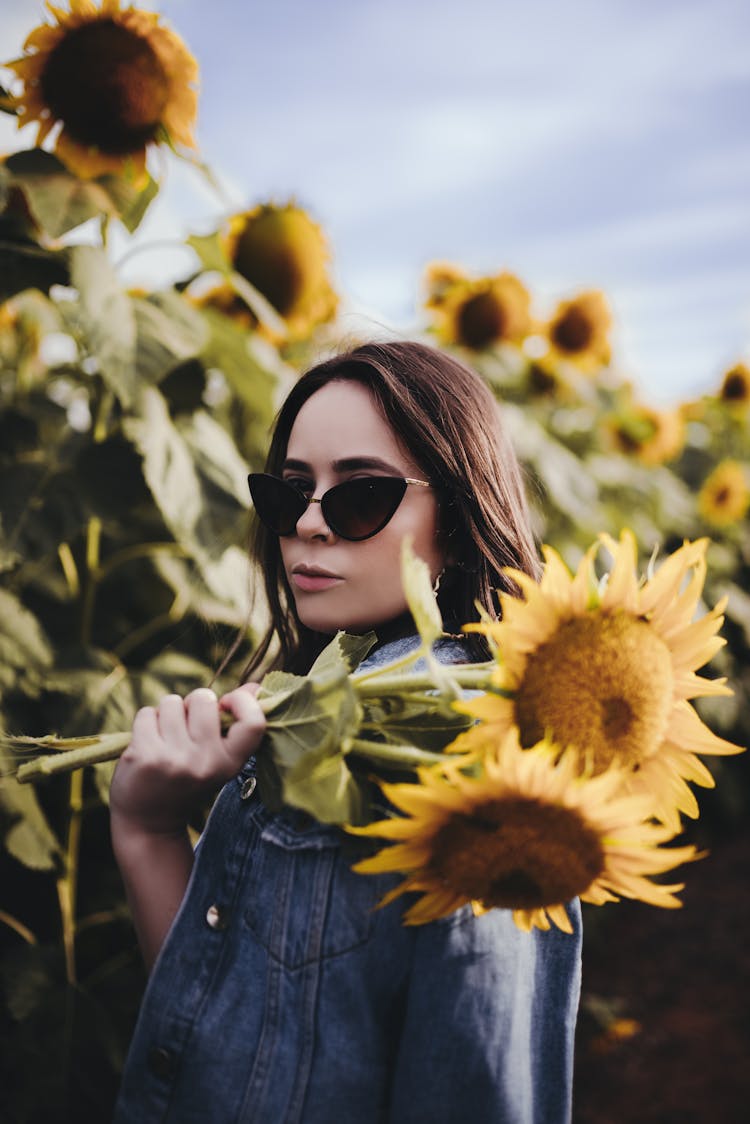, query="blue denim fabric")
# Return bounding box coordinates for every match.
[114,635,582,1123]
